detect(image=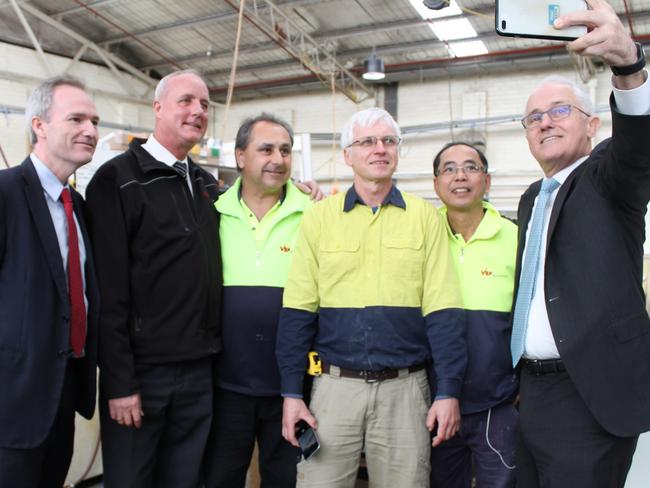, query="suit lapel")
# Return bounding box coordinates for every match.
[517,182,539,260]
[547,162,585,241]
[512,182,540,297]
[21,158,68,302]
